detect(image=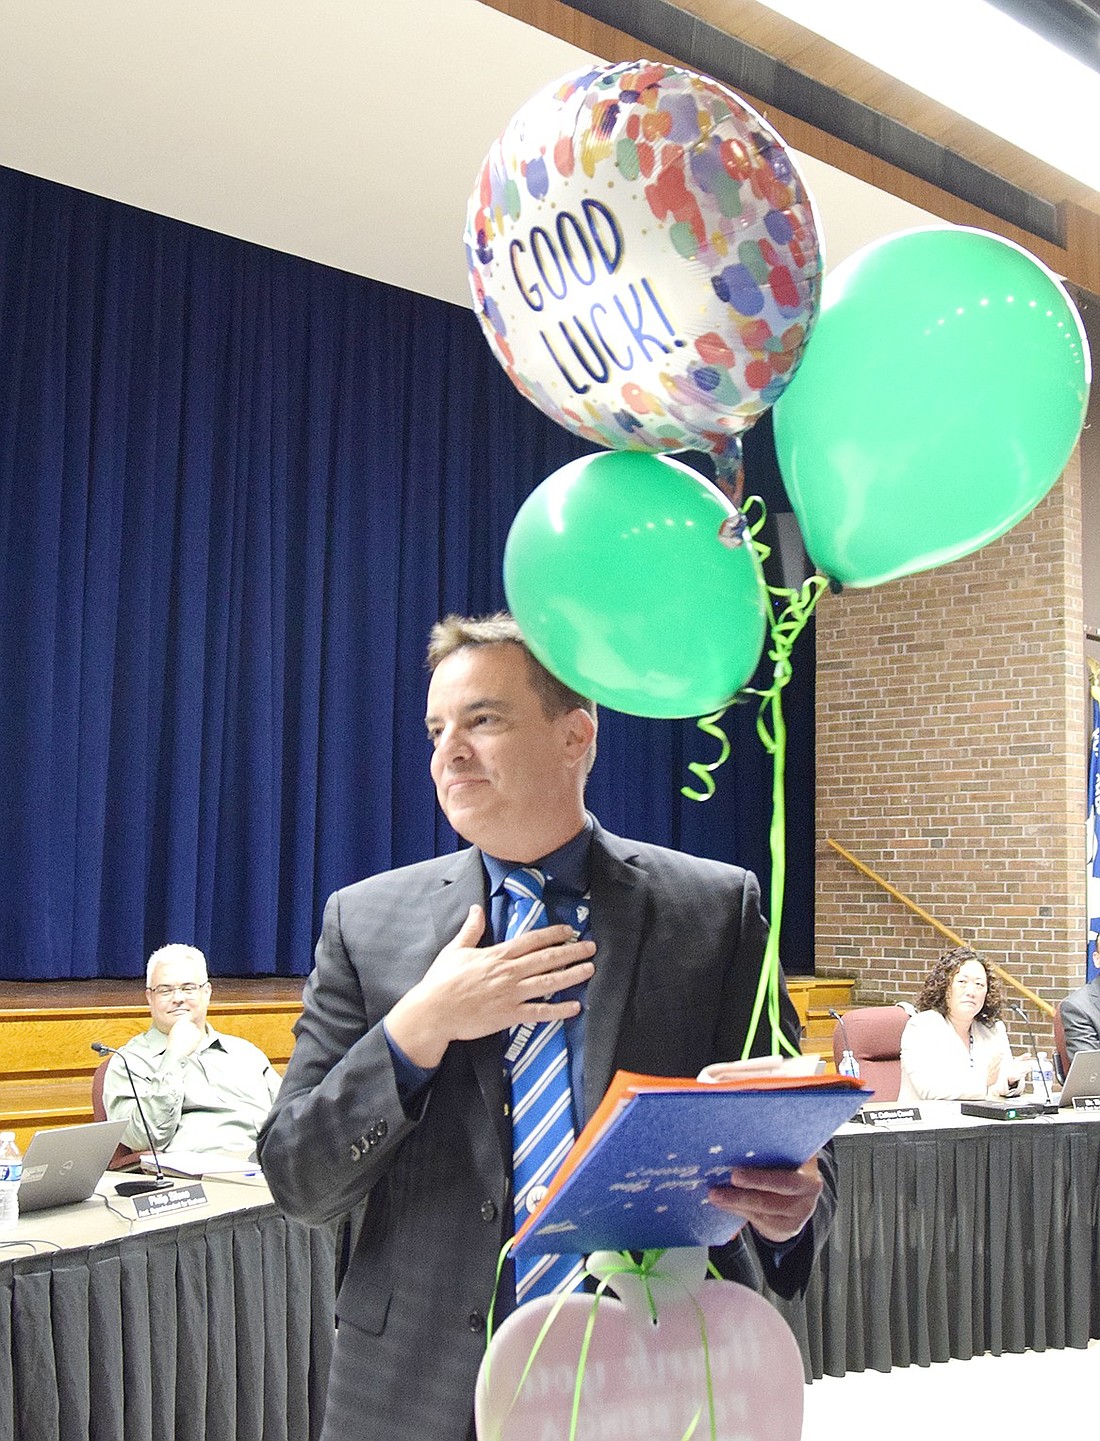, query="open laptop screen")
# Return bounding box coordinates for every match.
[17,1119,128,1213]
[1058,1048,1100,1107]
